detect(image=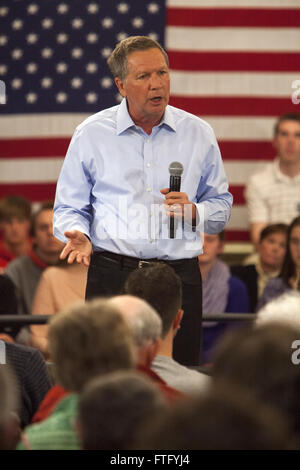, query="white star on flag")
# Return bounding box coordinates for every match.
[56,92,68,103]
[26,92,38,103]
[11,78,23,89]
[41,77,53,88]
